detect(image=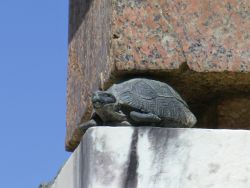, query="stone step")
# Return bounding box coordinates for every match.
[50,127,250,188]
